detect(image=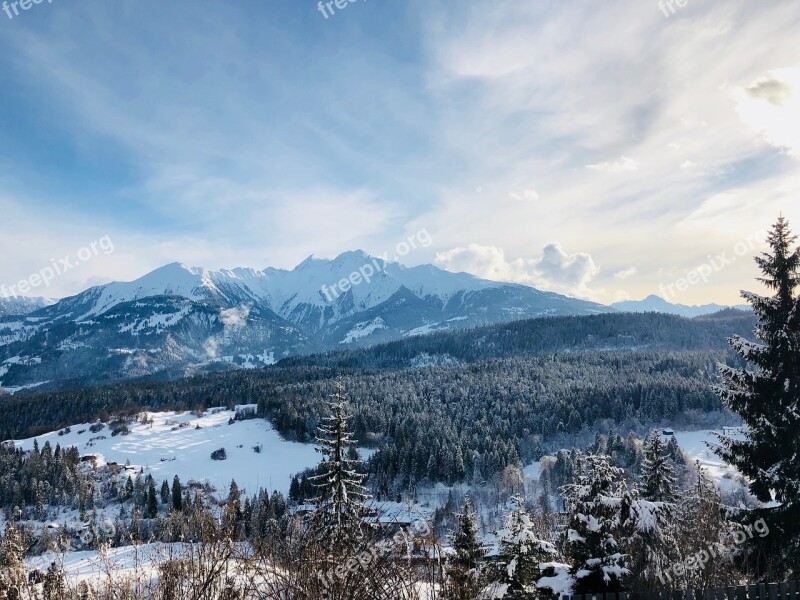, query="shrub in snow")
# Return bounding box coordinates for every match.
[210,448,227,461]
